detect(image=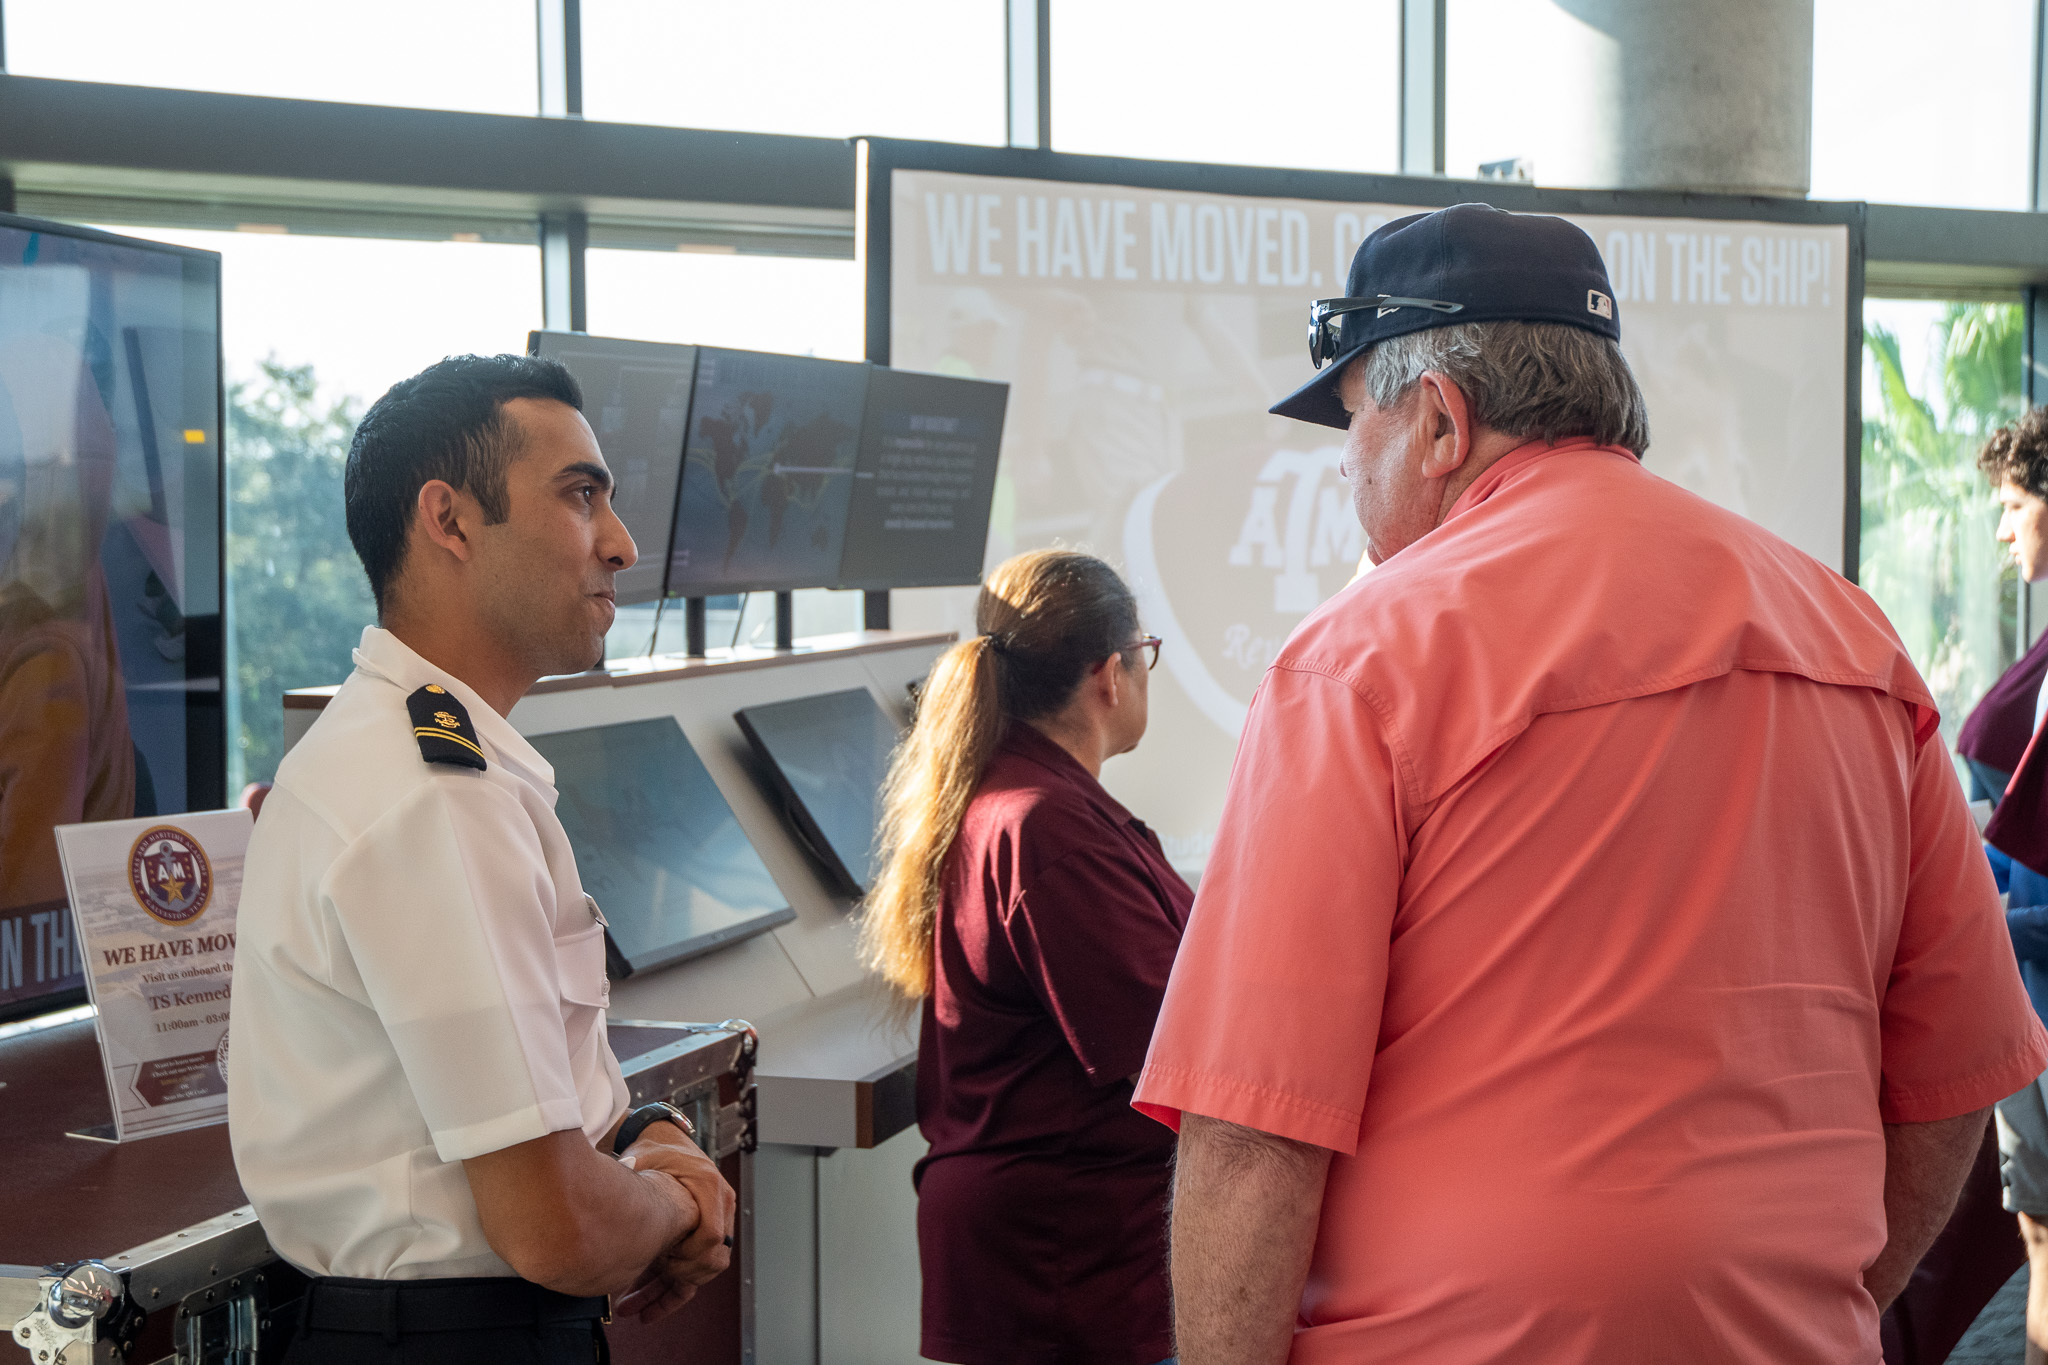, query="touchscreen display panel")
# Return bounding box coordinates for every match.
[837,367,1007,589]
[735,688,903,896]
[0,216,223,1022]
[666,347,869,595]
[528,332,695,607]
[529,716,793,973]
